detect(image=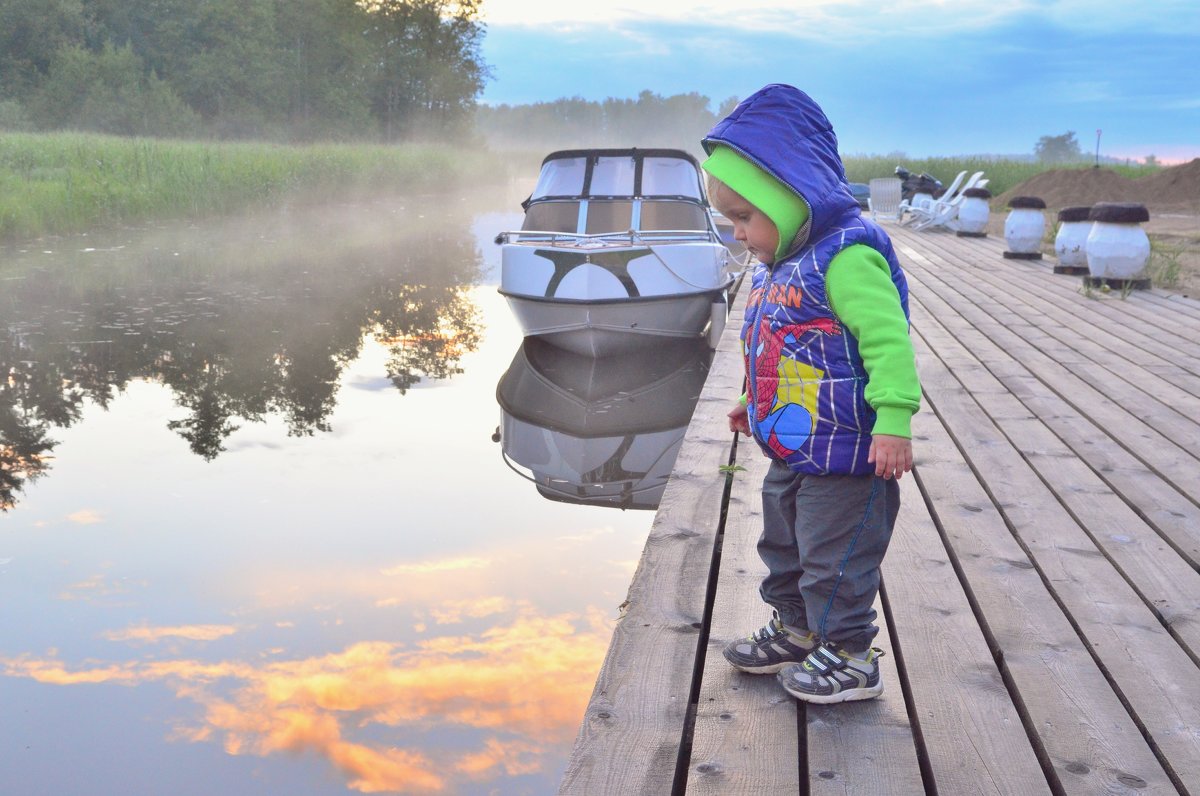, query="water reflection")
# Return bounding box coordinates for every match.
[0,206,483,509]
[3,607,612,793]
[495,337,712,510]
[0,194,661,794]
